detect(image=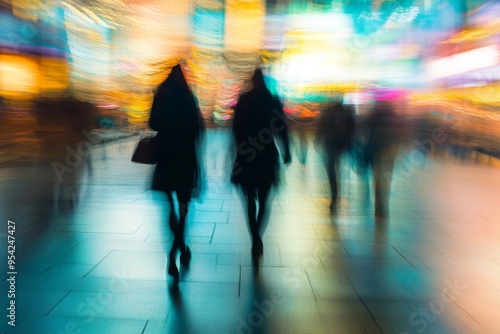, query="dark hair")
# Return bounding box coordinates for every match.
[153,64,199,125]
[249,68,274,109]
[251,68,267,92]
[156,65,191,96]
